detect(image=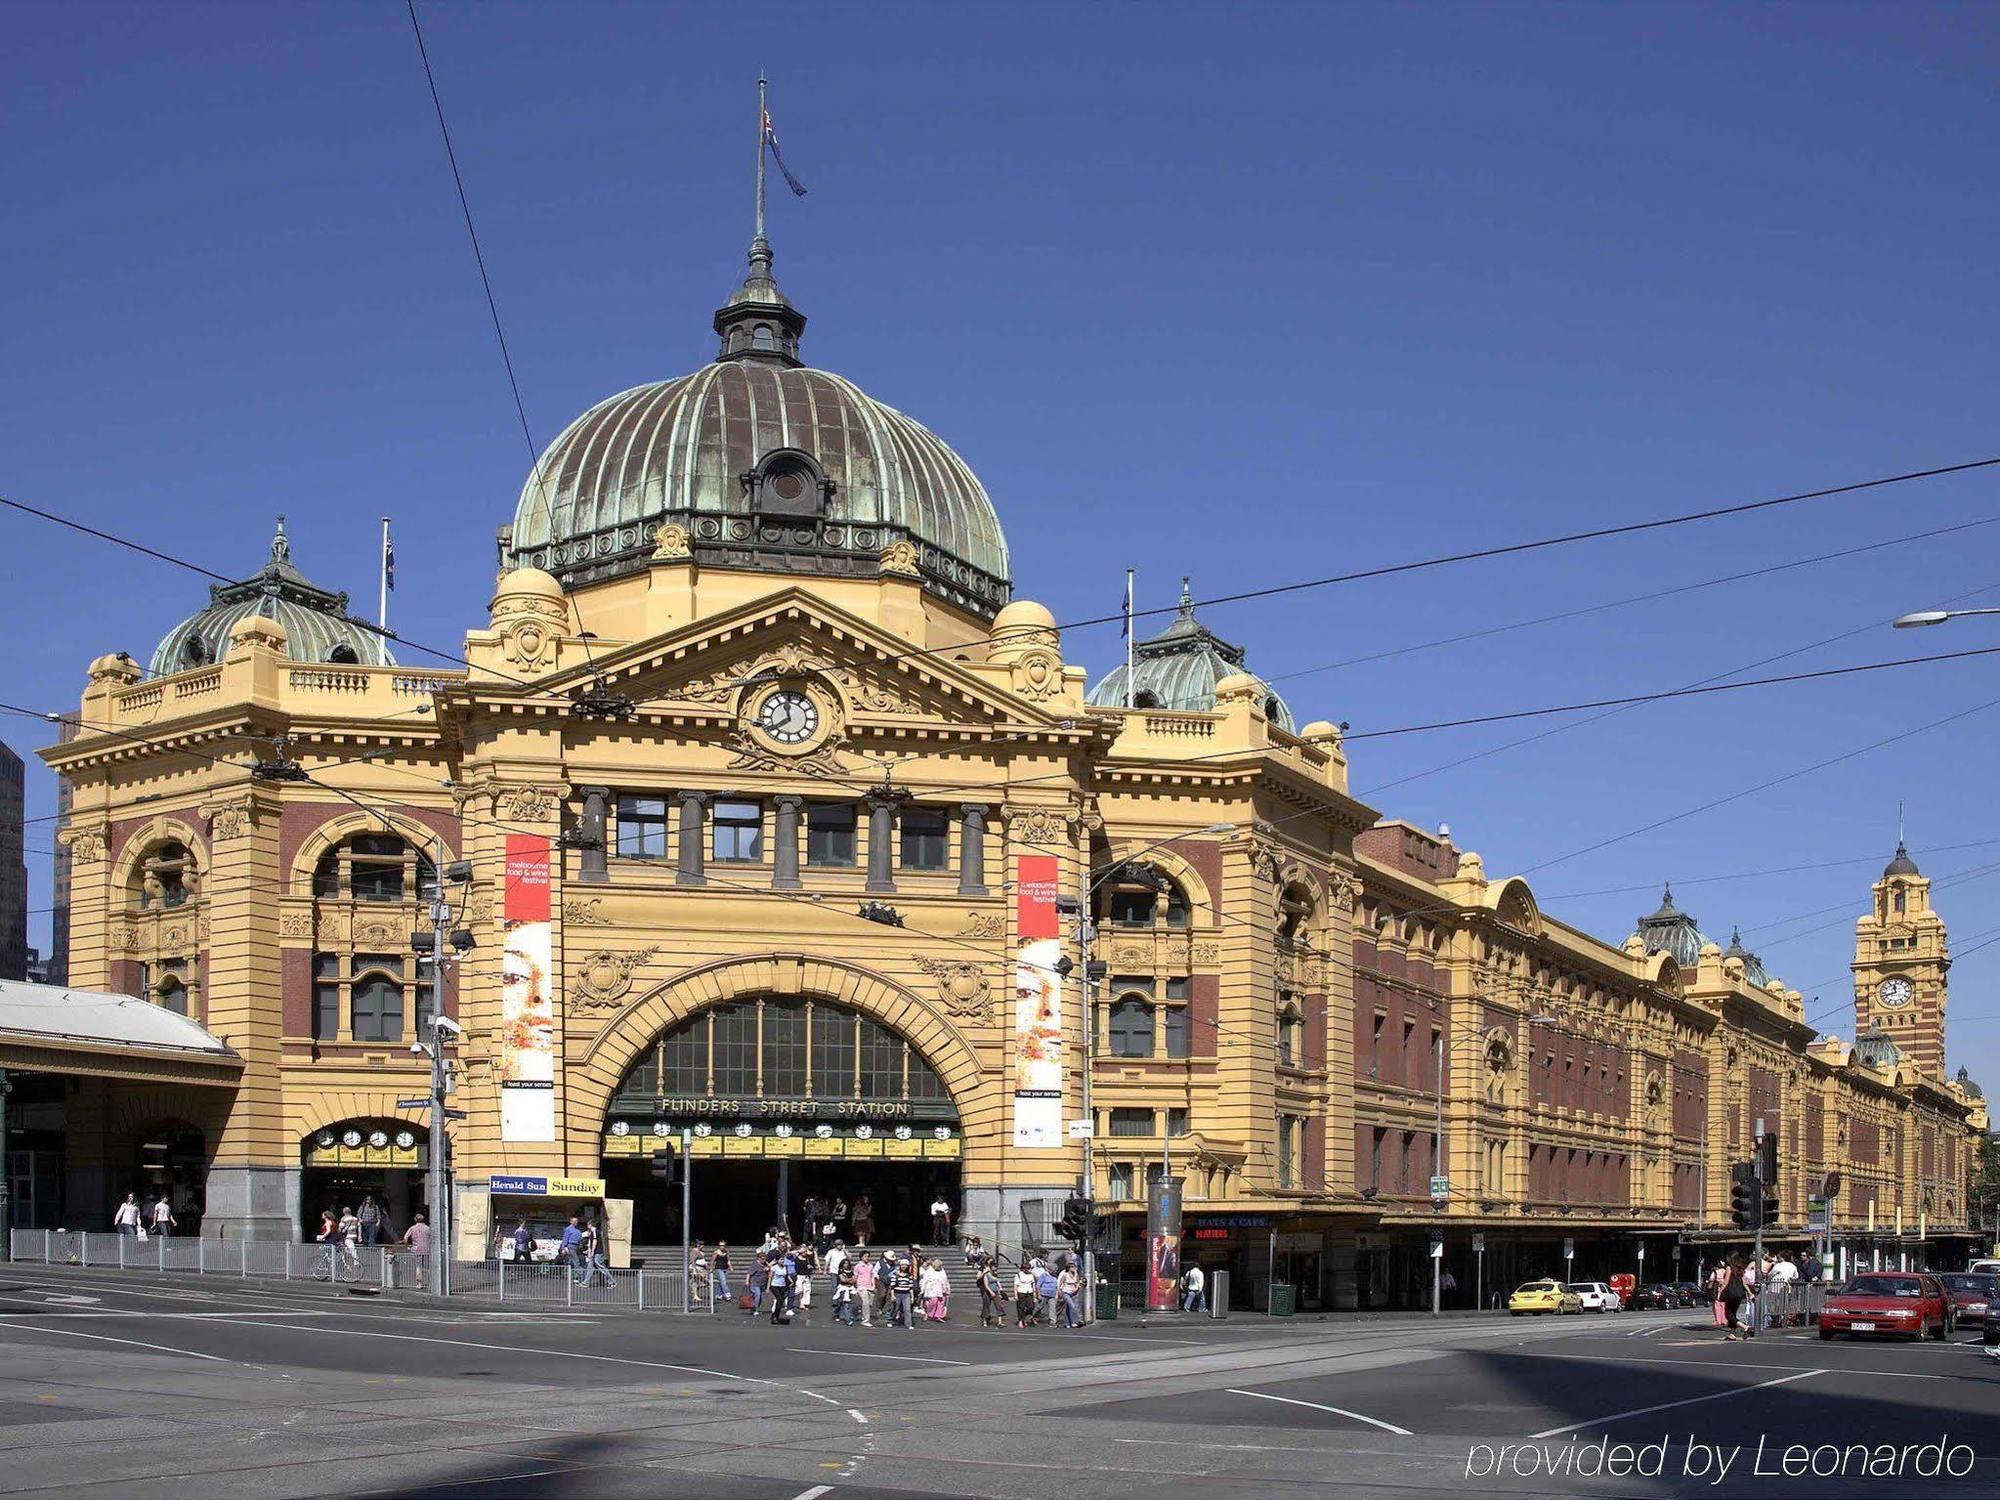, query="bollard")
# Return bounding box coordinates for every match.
[241,1241,249,1278]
